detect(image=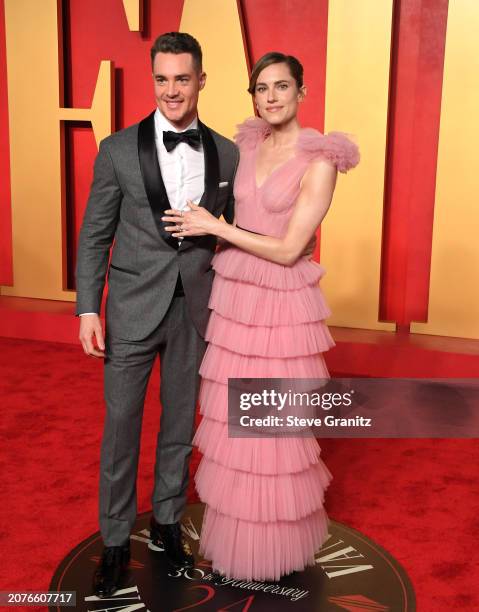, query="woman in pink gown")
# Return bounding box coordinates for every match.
[163,52,359,581]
